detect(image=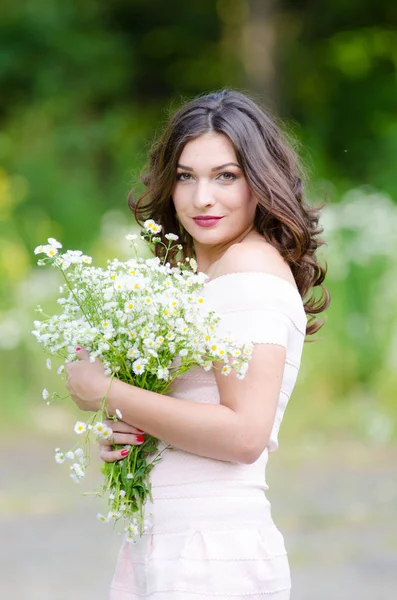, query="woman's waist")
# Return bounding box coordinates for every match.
[148,444,269,498]
[144,489,272,534]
